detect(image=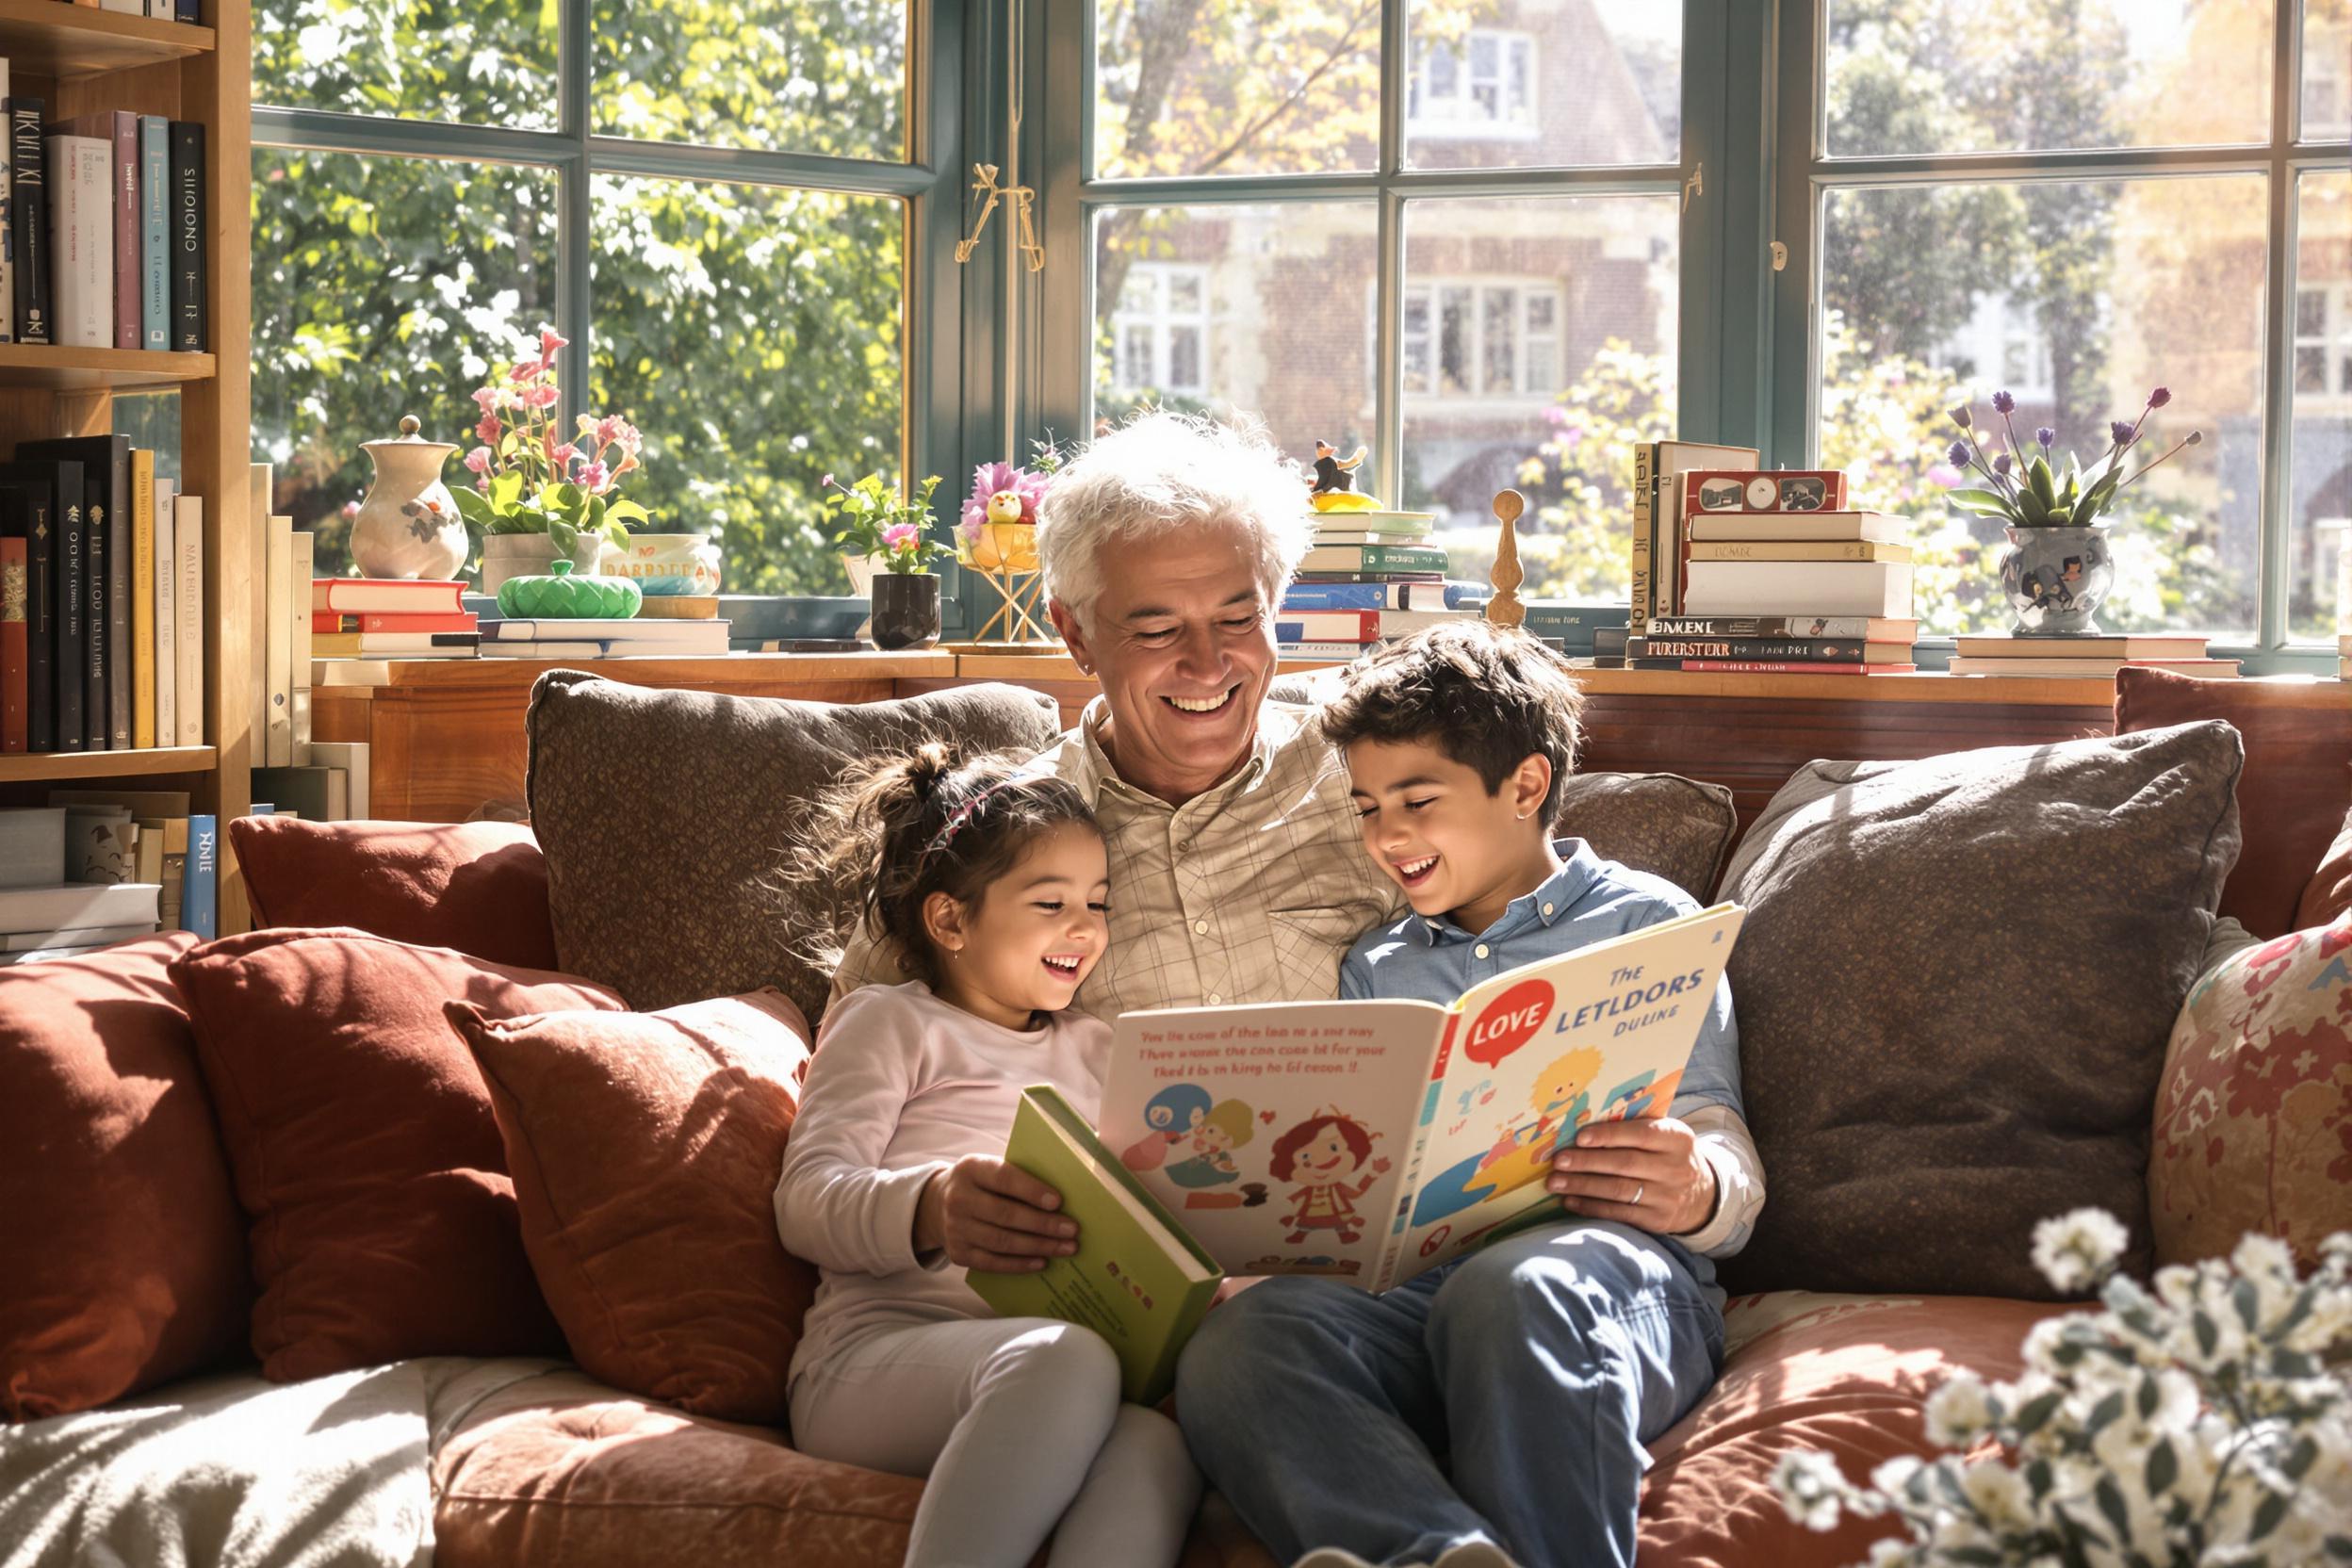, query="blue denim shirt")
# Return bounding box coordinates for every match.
[1338,839,1742,1292]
